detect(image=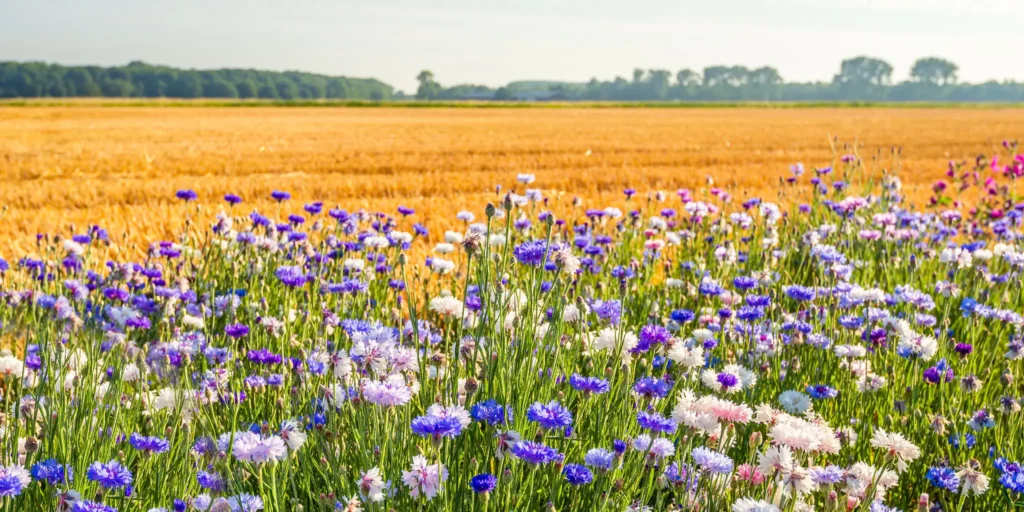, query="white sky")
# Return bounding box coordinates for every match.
[2,0,1021,93]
